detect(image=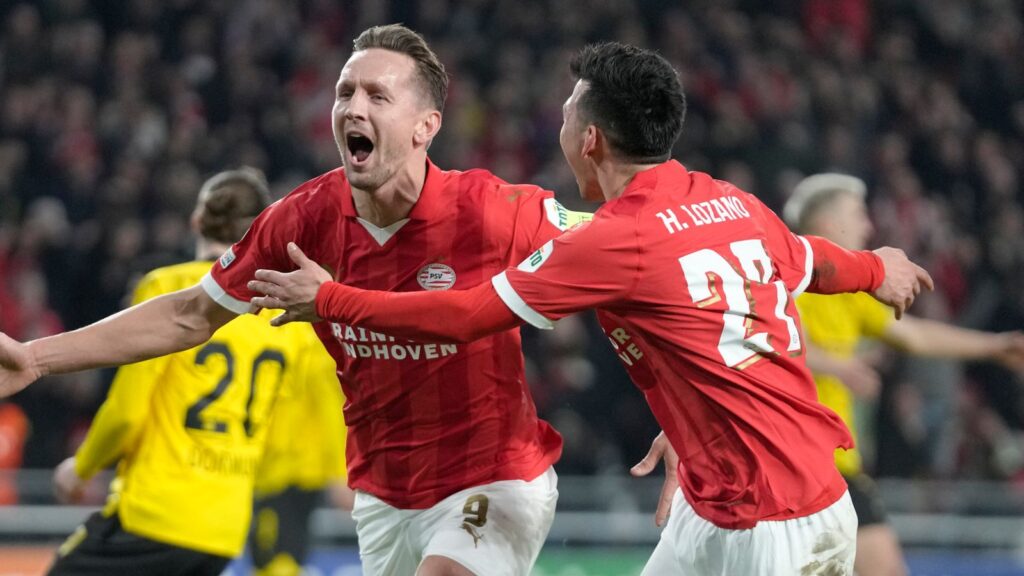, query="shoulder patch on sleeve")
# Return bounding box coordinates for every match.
[543,197,571,231]
[517,239,555,273]
[543,197,593,231]
[219,247,236,269]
